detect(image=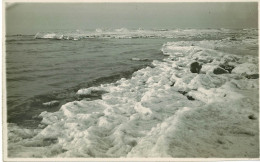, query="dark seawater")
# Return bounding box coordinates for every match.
[6,35,170,128]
